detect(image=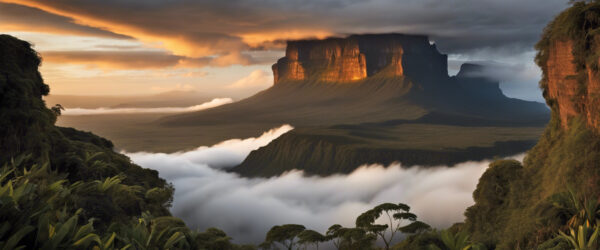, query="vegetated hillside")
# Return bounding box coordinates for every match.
[0,34,248,249]
[233,120,543,177]
[185,33,550,177]
[460,2,600,249]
